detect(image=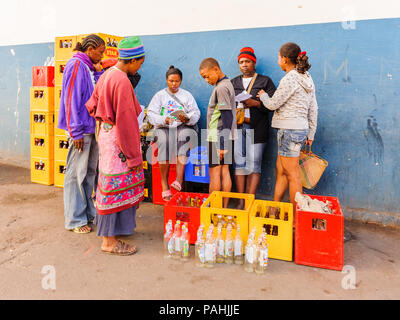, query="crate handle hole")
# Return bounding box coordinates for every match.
[176,212,190,223]
[312,219,327,231]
